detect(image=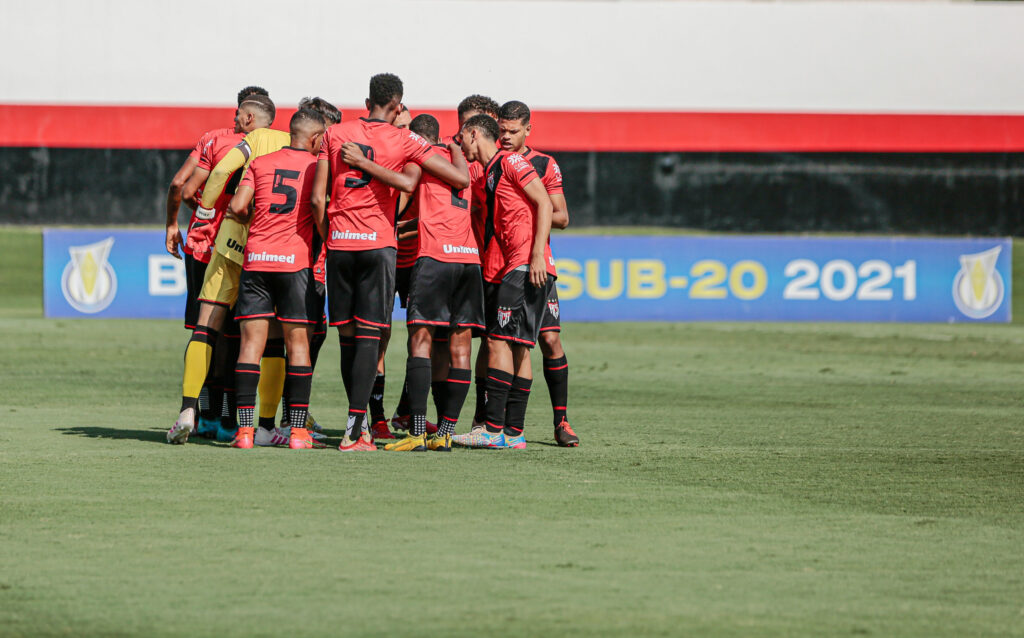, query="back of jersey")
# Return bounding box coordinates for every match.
[319,118,435,252]
[416,146,478,264]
